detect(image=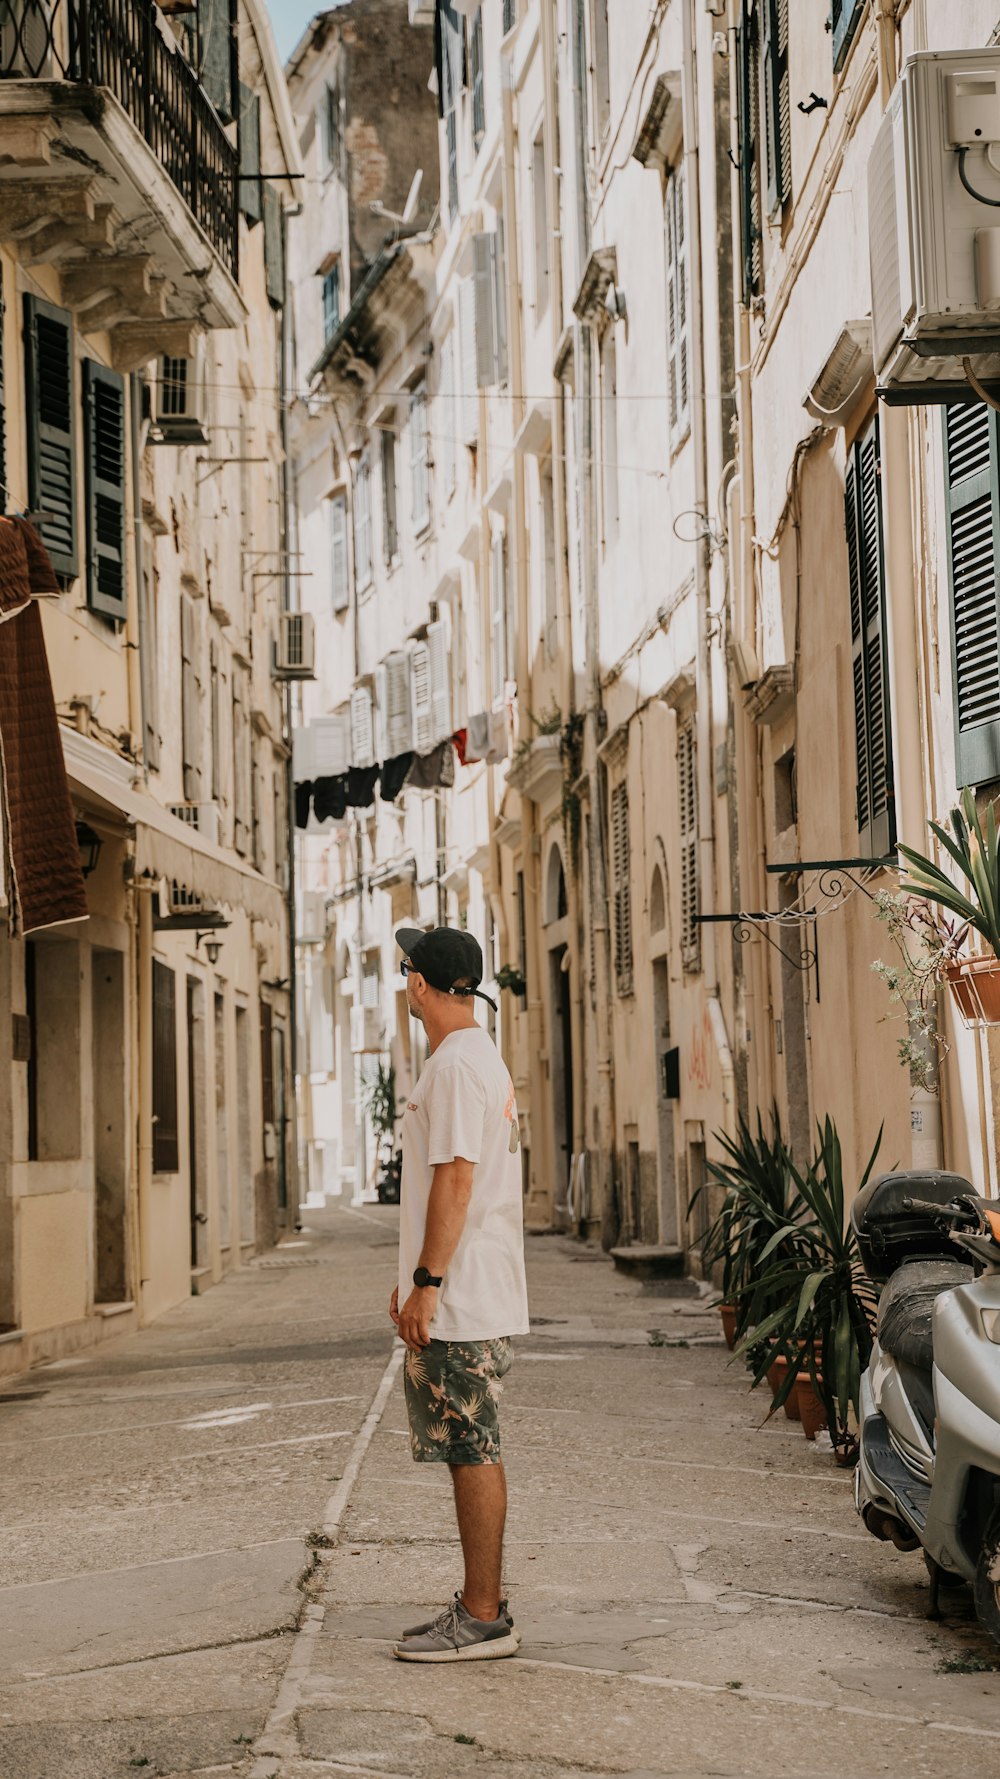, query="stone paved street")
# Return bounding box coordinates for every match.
[2,1207,1000,1779]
